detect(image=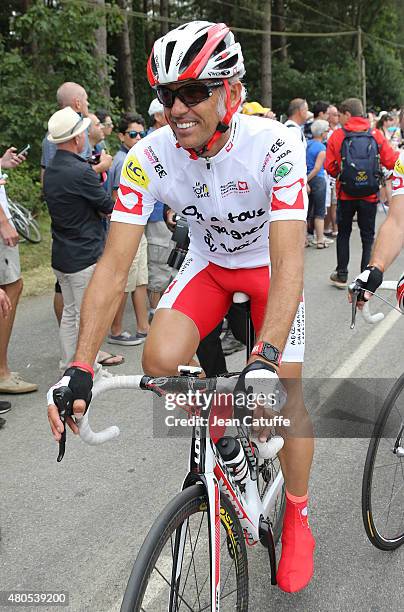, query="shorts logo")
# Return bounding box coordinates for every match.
[193,182,210,198]
[123,155,150,189]
[394,155,404,176]
[274,162,293,183]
